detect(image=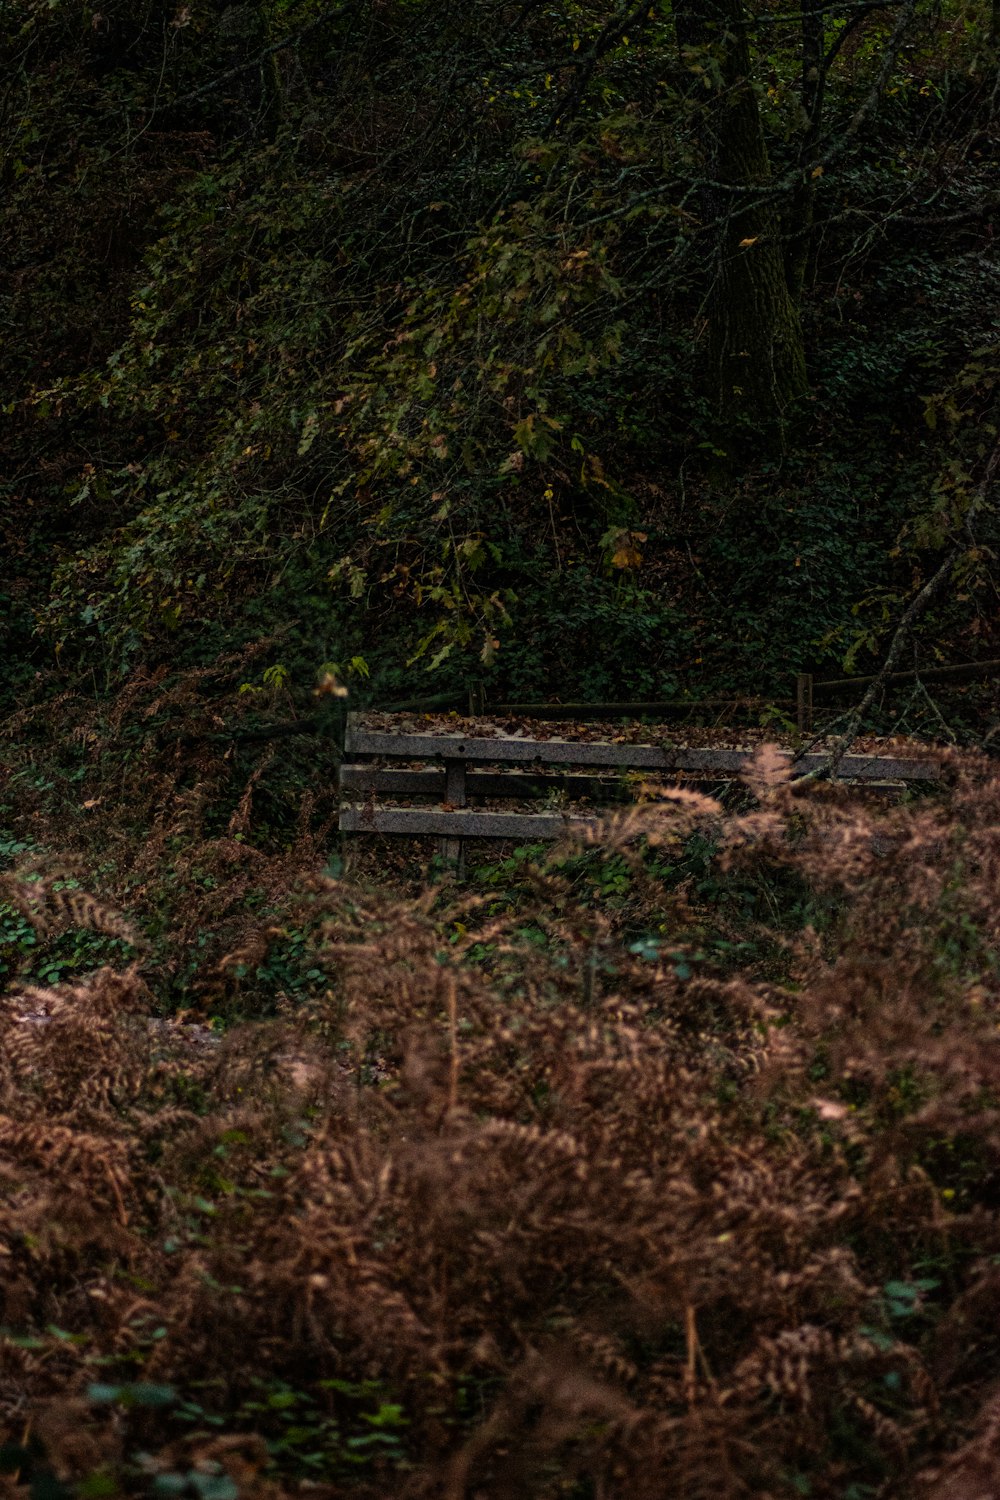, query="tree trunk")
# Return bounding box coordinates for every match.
[784,0,825,303]
[214,1,281,141]
[678,0,809,450]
